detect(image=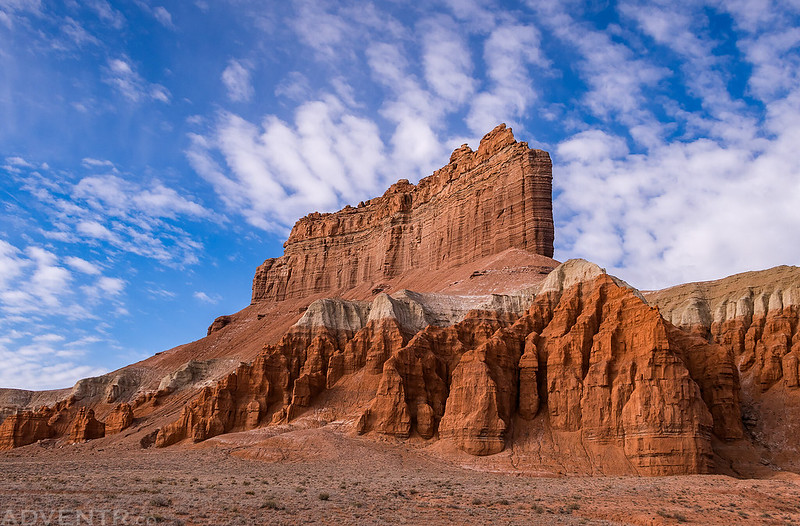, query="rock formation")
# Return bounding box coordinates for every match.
[70,370,144,405]
[645,265,800,466]
[251,124,554,303]
[105,403,134,435]
[156,260,742,475]
[0,409,53,450]
[68,408,105,443]
[207,315,232,335]
[6,124,797,479]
